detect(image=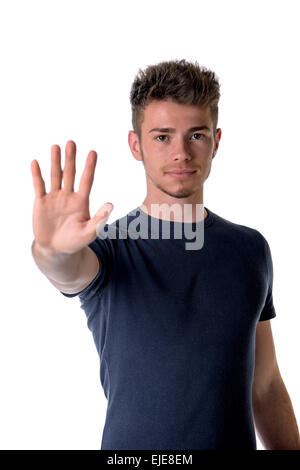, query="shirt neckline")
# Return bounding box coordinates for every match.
[123,205,215,241]
[135,205,215,228]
